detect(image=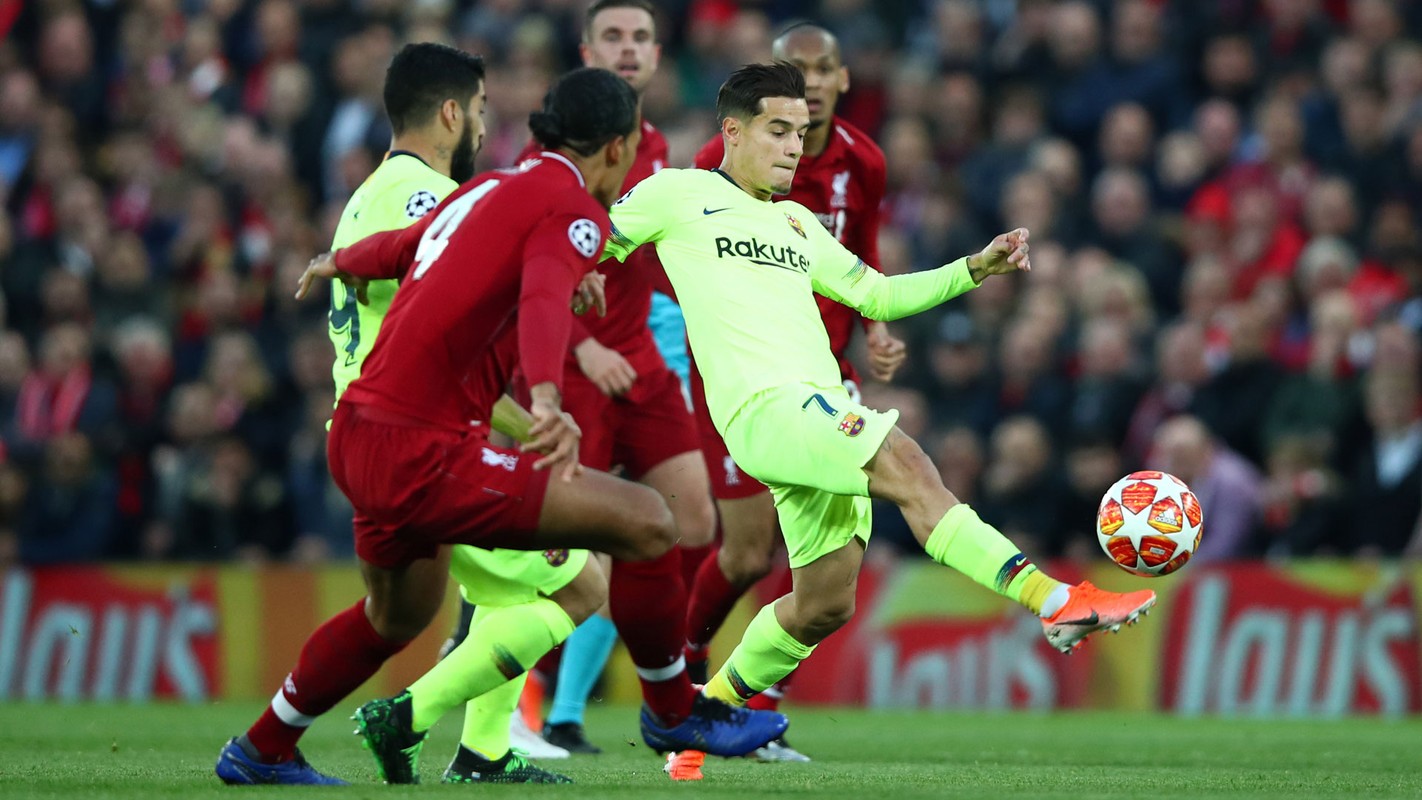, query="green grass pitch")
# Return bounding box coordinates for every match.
[1,701,1419,798]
